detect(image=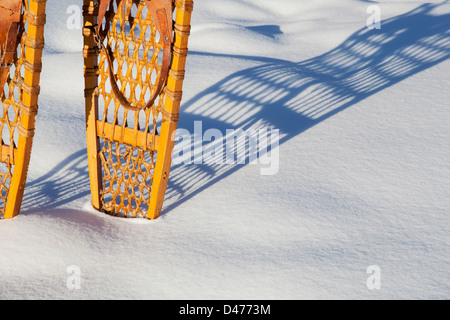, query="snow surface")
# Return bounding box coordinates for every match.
[0,0,449,299]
